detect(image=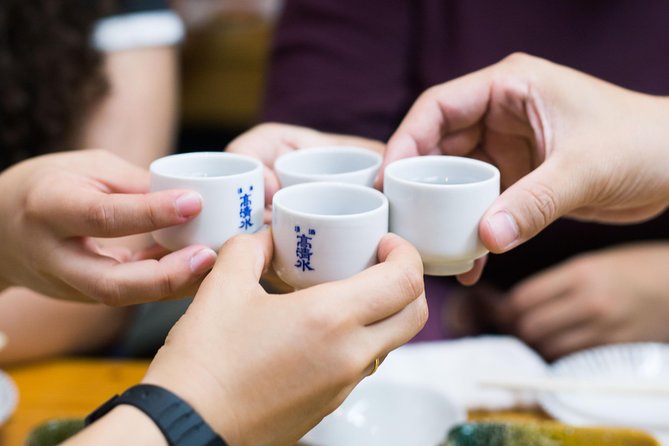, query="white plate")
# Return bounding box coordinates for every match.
[0,369,18,426]
[540,343,669,439]
[301,379,465,446]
